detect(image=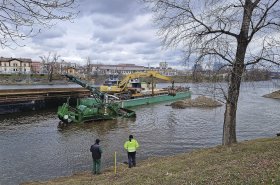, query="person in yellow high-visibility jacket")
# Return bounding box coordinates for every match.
[124,135,139,168]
